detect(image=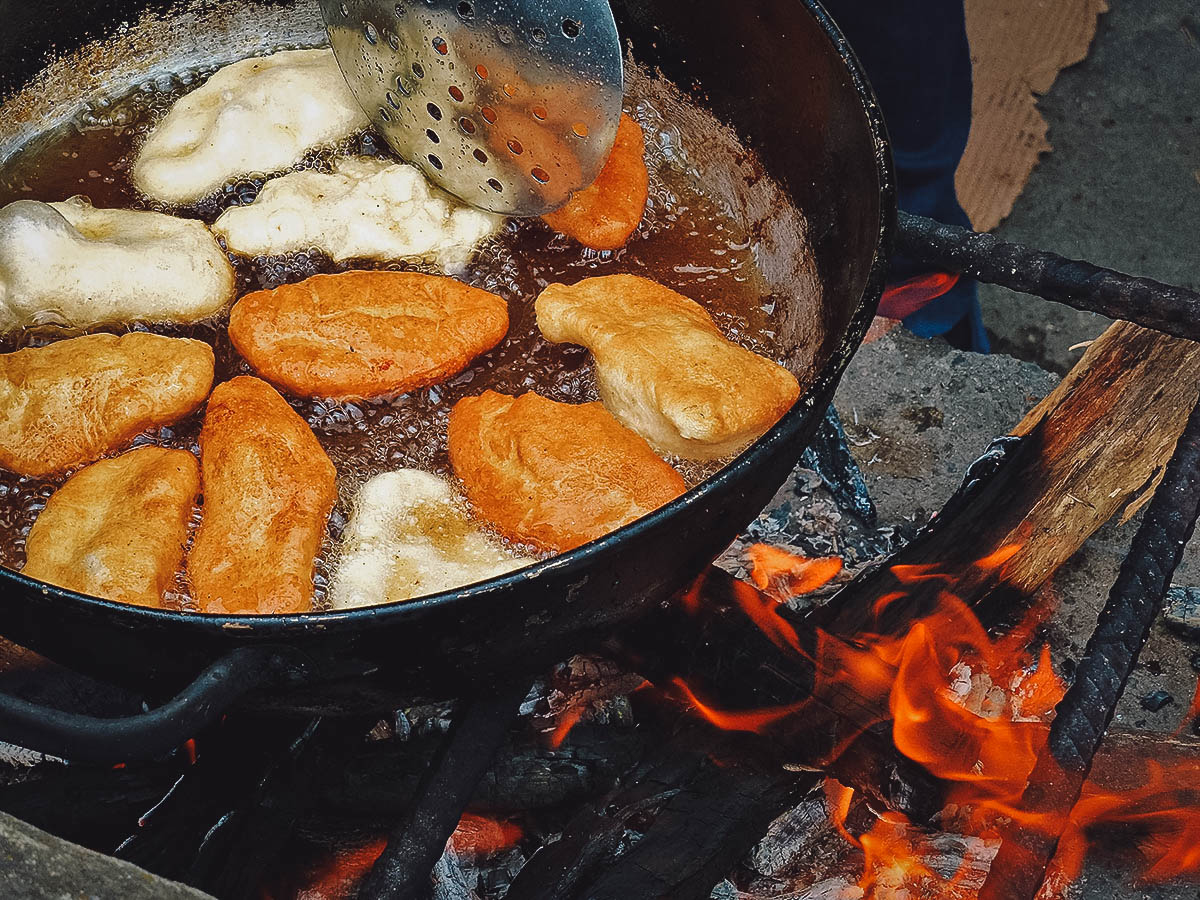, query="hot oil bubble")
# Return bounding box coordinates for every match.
[307,399,369,435]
